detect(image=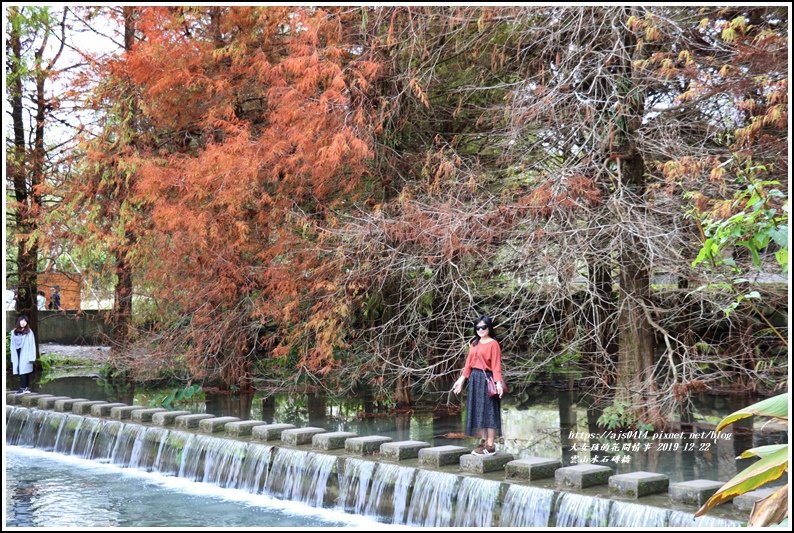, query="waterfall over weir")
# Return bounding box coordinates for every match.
[500,484,555,526]
[6,406,743,527]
